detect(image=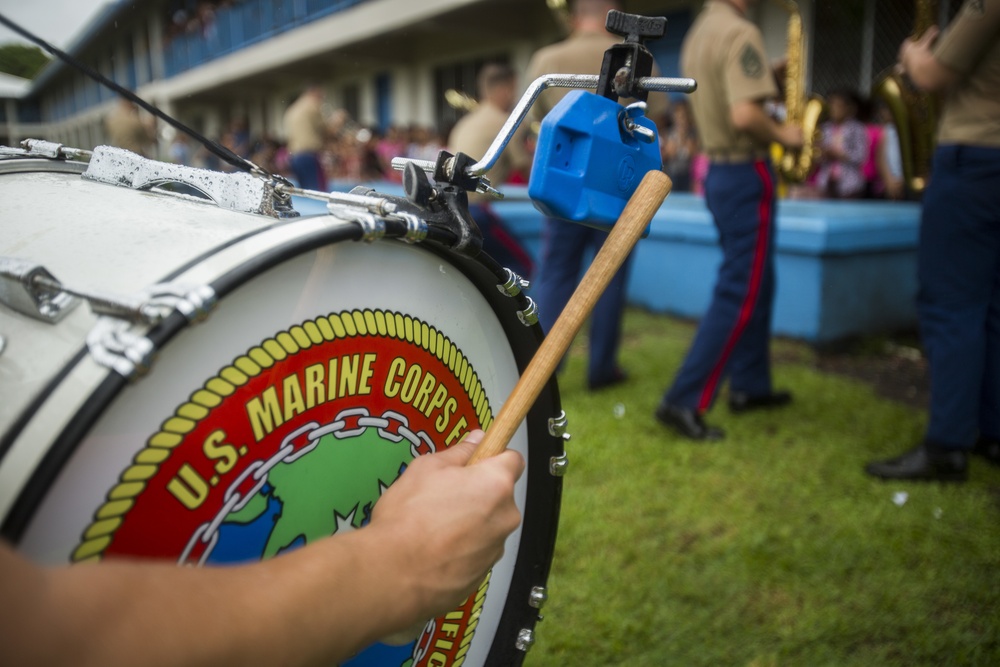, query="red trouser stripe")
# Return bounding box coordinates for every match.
[696,161,774,412]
